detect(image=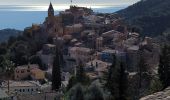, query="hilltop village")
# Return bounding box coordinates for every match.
[0,3,161,100]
